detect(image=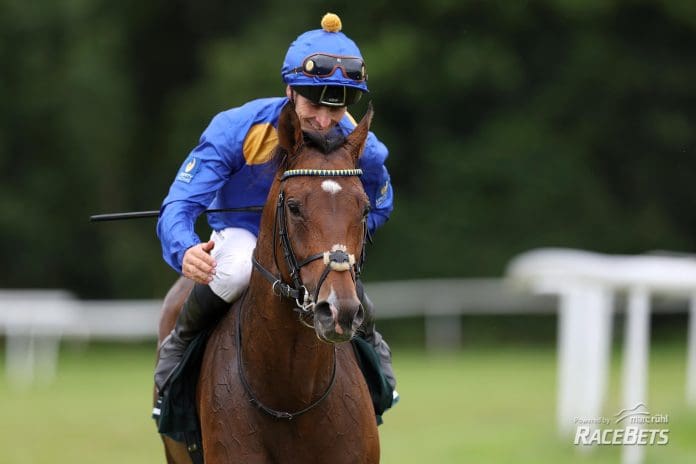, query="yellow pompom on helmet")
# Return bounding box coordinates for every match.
[281,13,368,107]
